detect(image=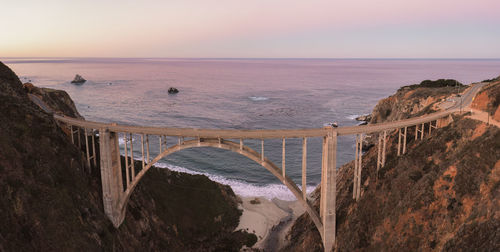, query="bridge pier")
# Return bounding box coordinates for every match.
[353,134,363,201]
[321,130,337,252]
[397,127,408,155]
[353,135,359,199]
[302,137,307,200]
[376,130,387,178]
[421,123,424,140]
[99,129,126,227]
[403,126,407,154]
